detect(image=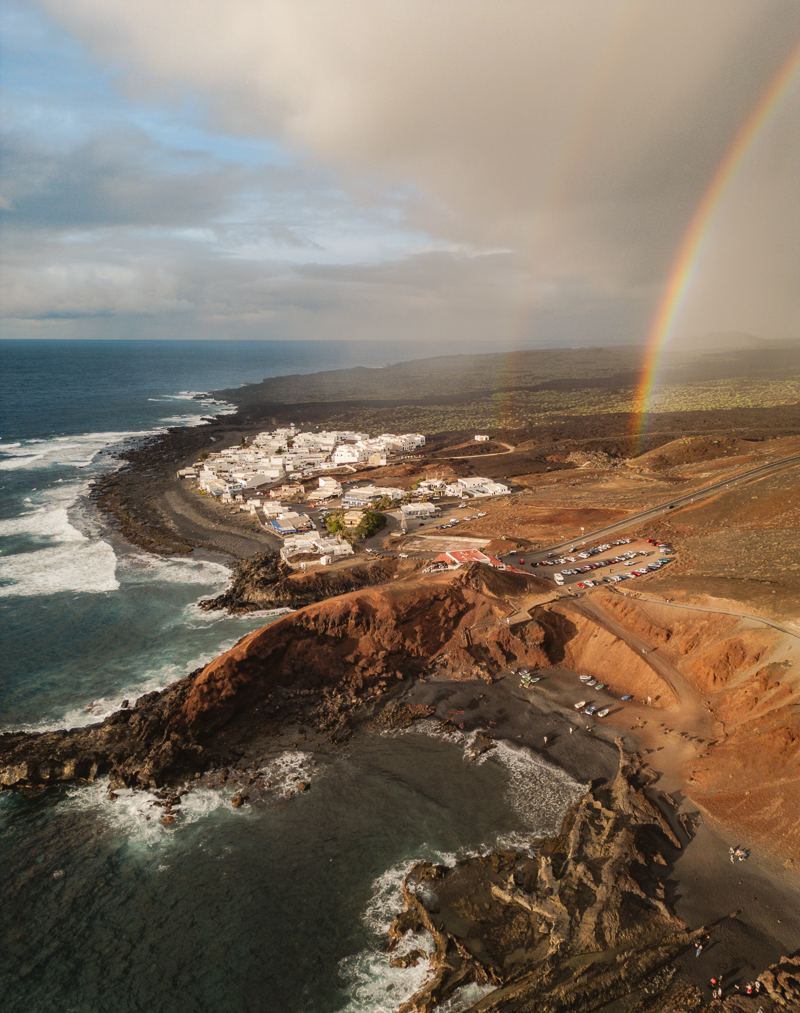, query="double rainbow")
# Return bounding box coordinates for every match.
[631,39,800,455]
